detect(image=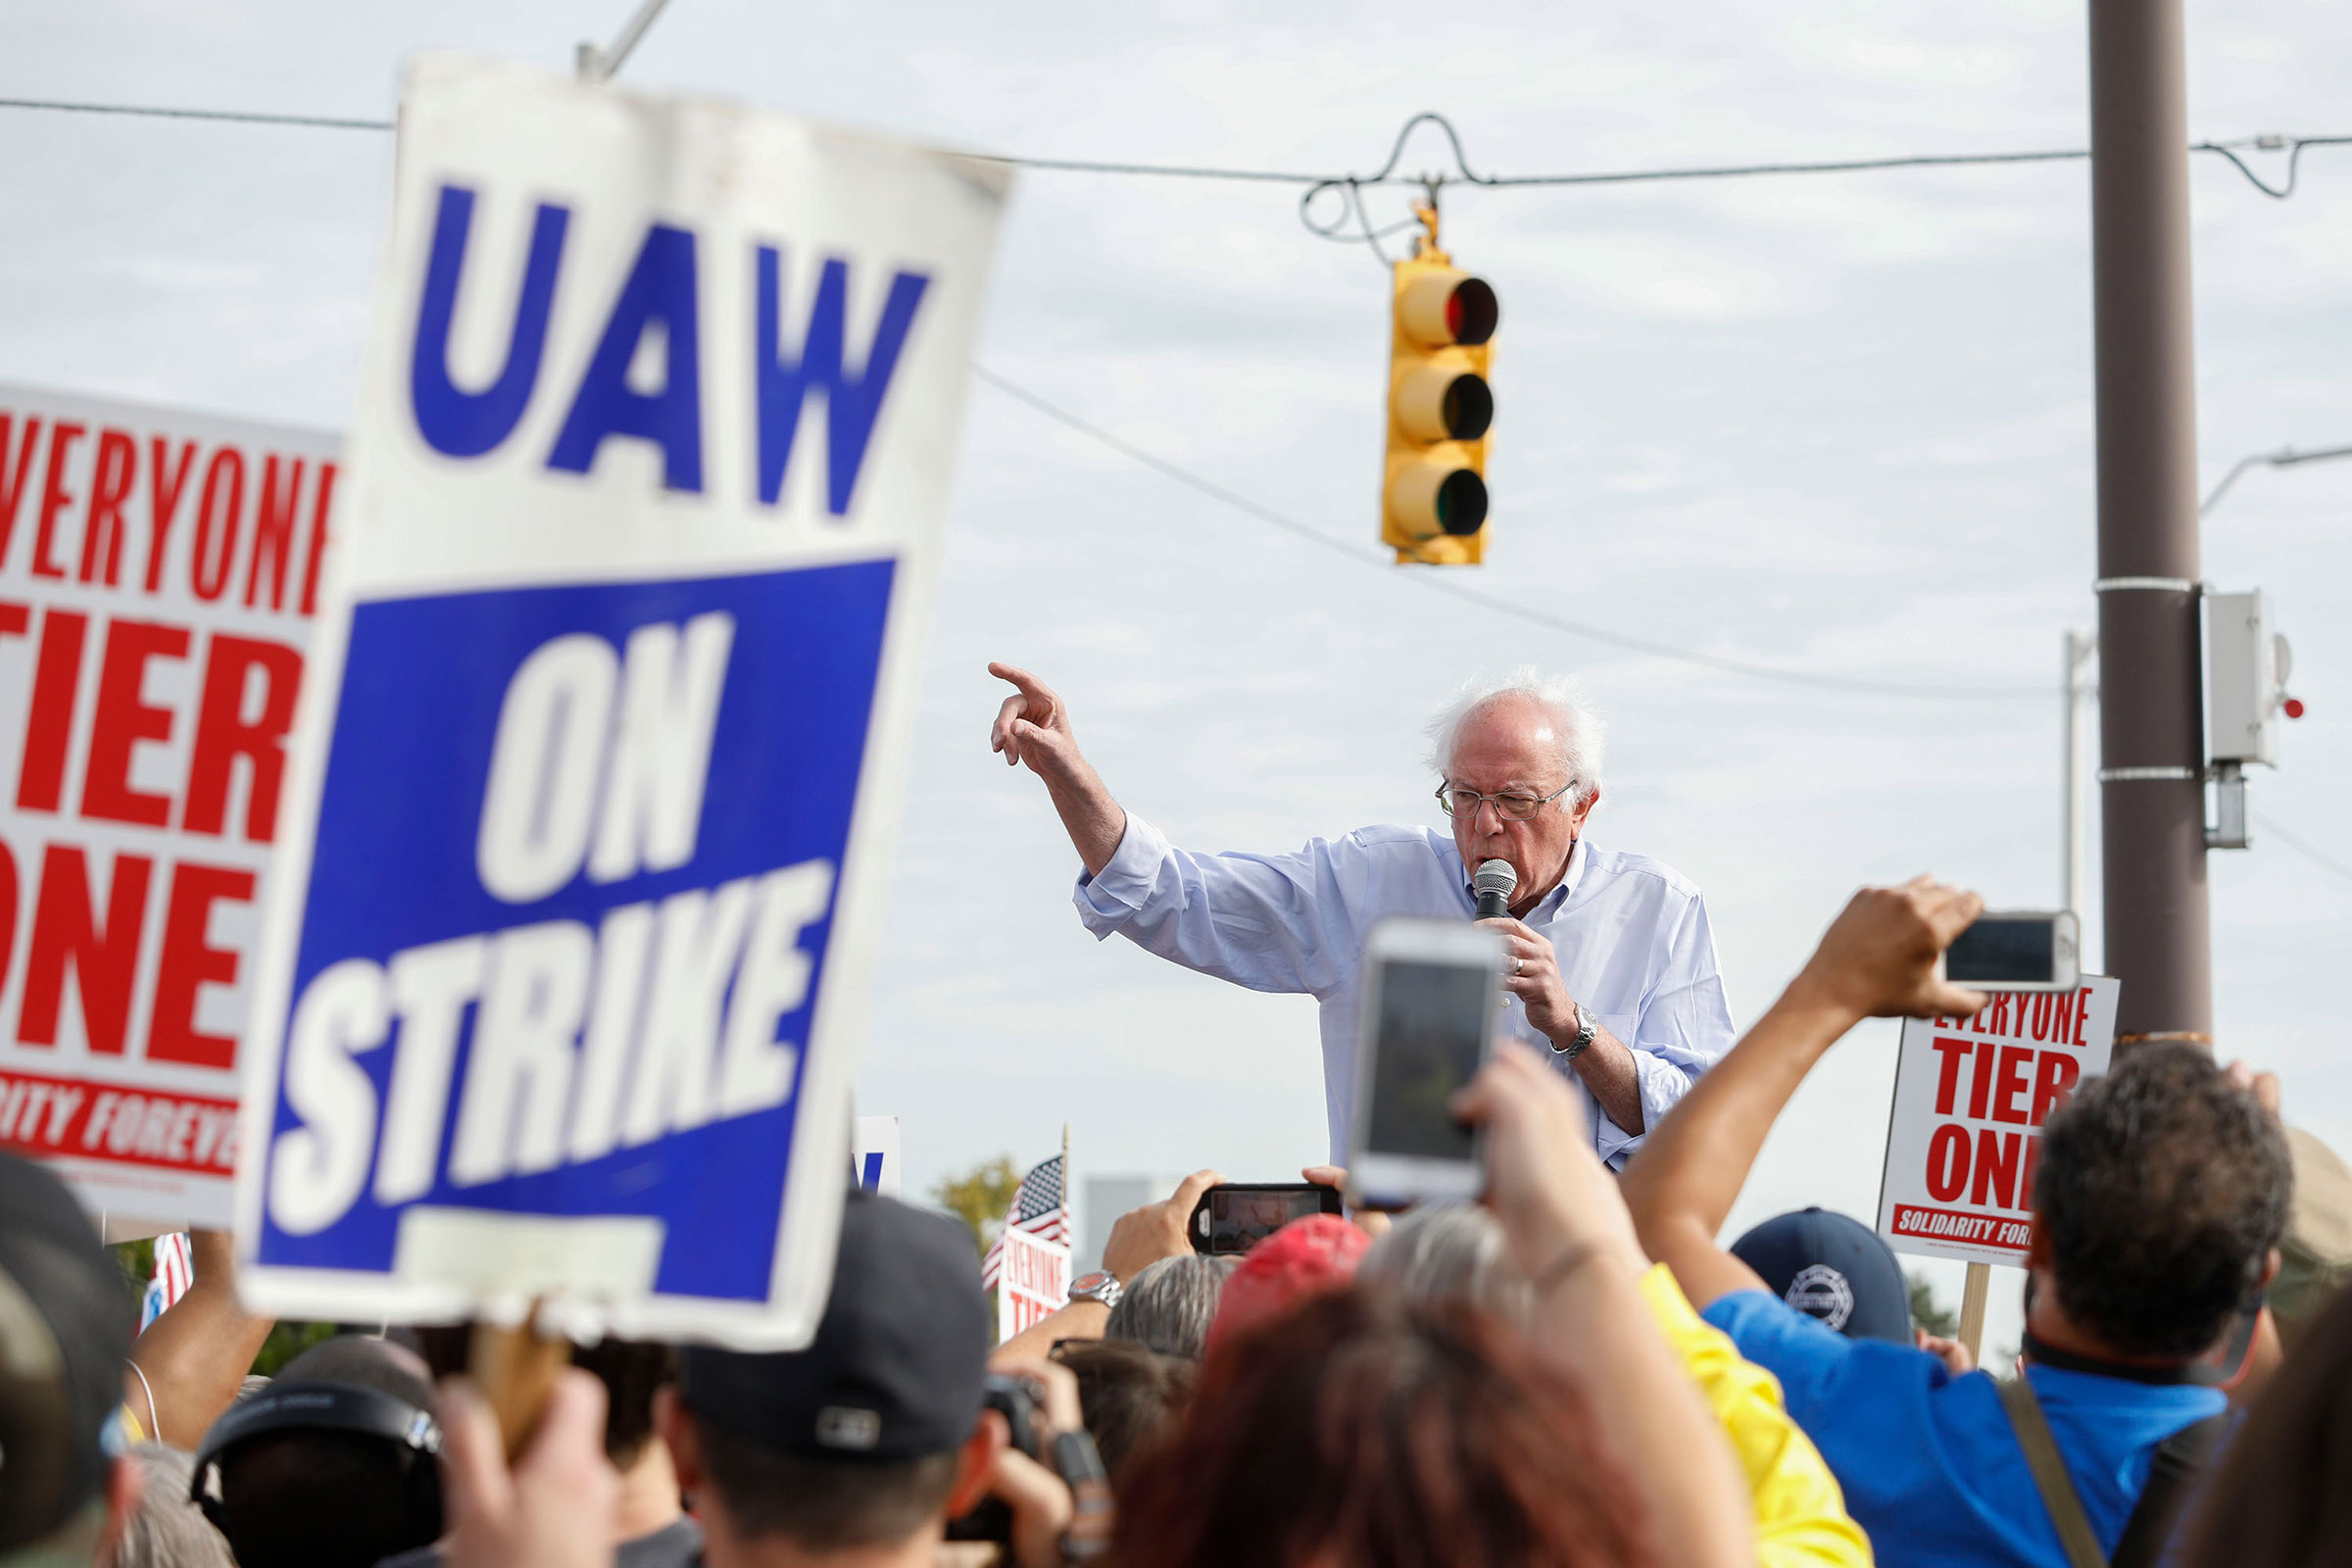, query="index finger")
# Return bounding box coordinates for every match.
[986,662,1054,703]
[434,1378,515,1535]
[1166,1169,1225,1211]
